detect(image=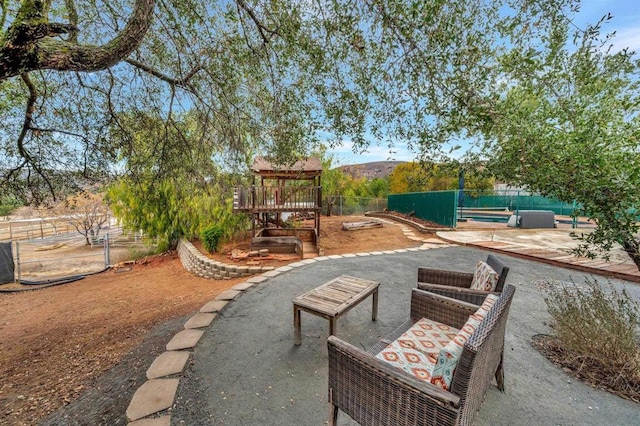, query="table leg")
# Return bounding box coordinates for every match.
[372,288,379,321]
[329,316,337,336]
[293,305,302,345]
